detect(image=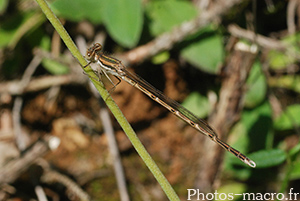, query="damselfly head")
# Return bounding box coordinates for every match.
[85,43,102,61]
